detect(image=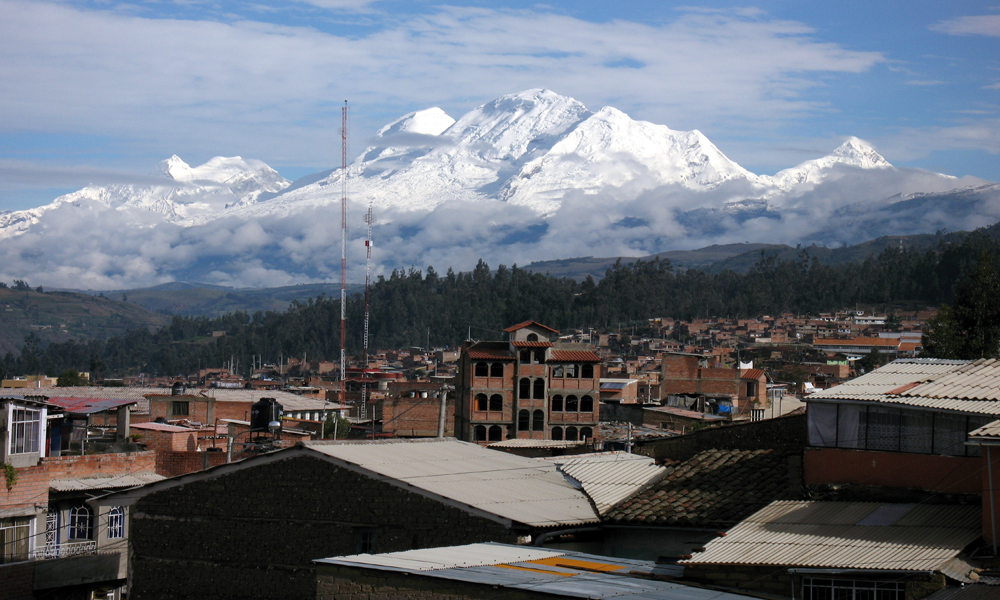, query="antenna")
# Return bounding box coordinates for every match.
[360,205,374,421]
[340,100,349,410]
